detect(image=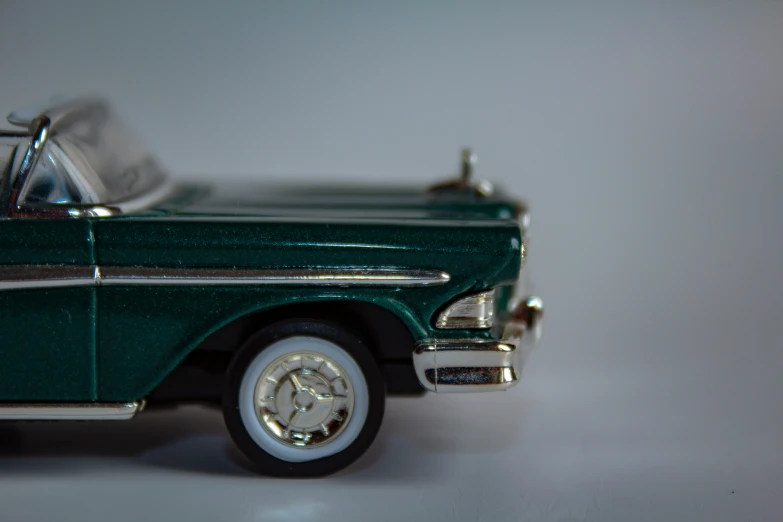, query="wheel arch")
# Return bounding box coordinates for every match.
[147,298,425,403]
